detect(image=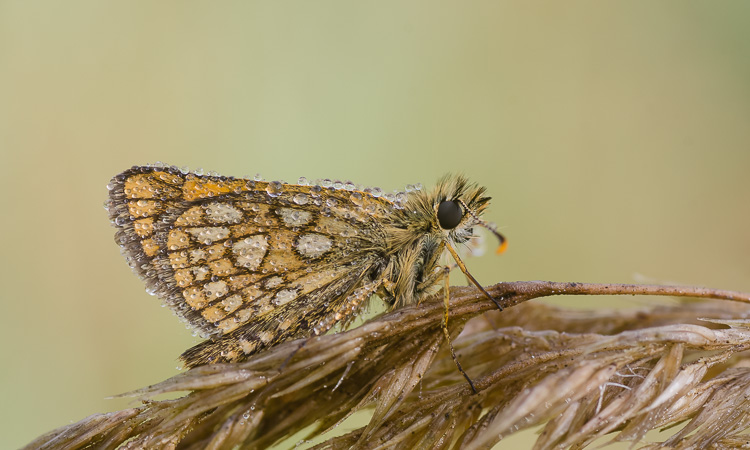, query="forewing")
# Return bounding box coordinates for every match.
[106,166,393,340]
